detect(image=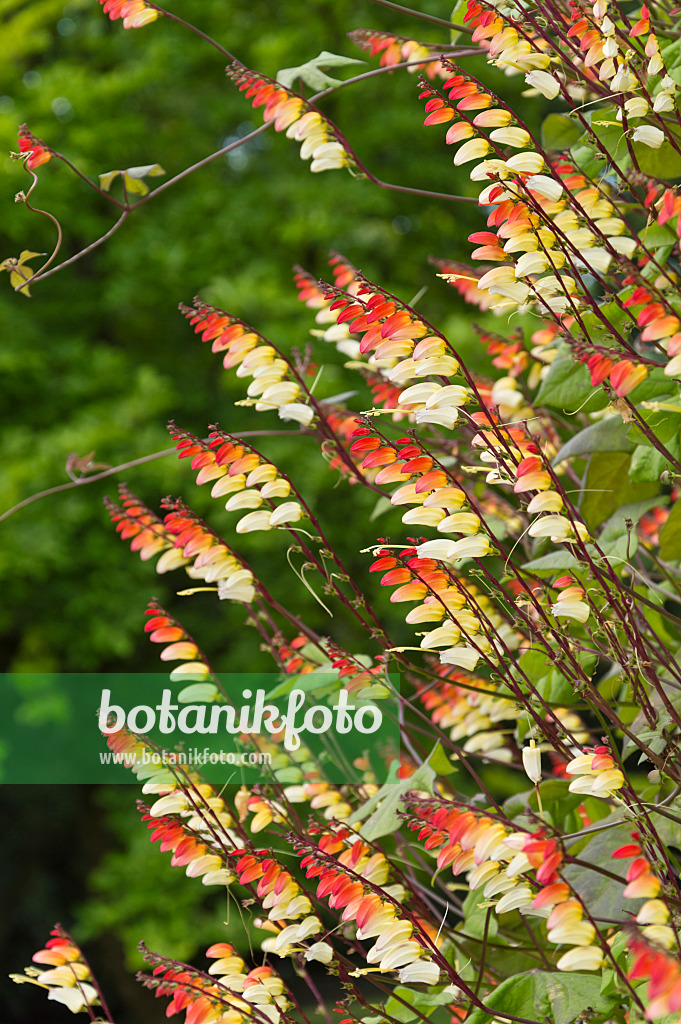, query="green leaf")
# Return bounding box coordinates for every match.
[265,669,337,700]
[629,443,670,483]
[348,744,444,840]
[660,498,681,560]
[591,116,630,168]
[277,51,365,91]
[460,887,498,940]
[464,970,616,1024]
[450,0,469,42]
[99,163,165,196]
[516,649,584,705]
[641,221,678,248]
[536,348,608,412]
[552,416,634,466]
[628,408,681,454]
[634,136,681,180]
[522,551,581,575]
[369,495,393,521]
[599,497,665,544]
[541,112,581,151]
[580,452,658,531]
[385,986,455,1023]
[591,532,639,564]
